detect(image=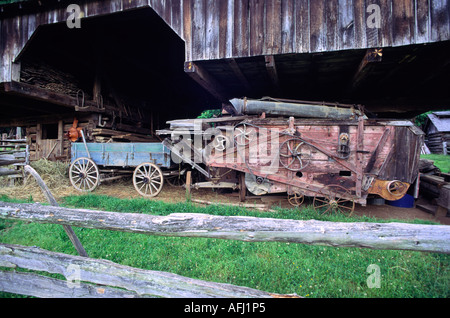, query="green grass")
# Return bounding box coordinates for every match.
[0,194,448,298]
[421,154,450,173]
